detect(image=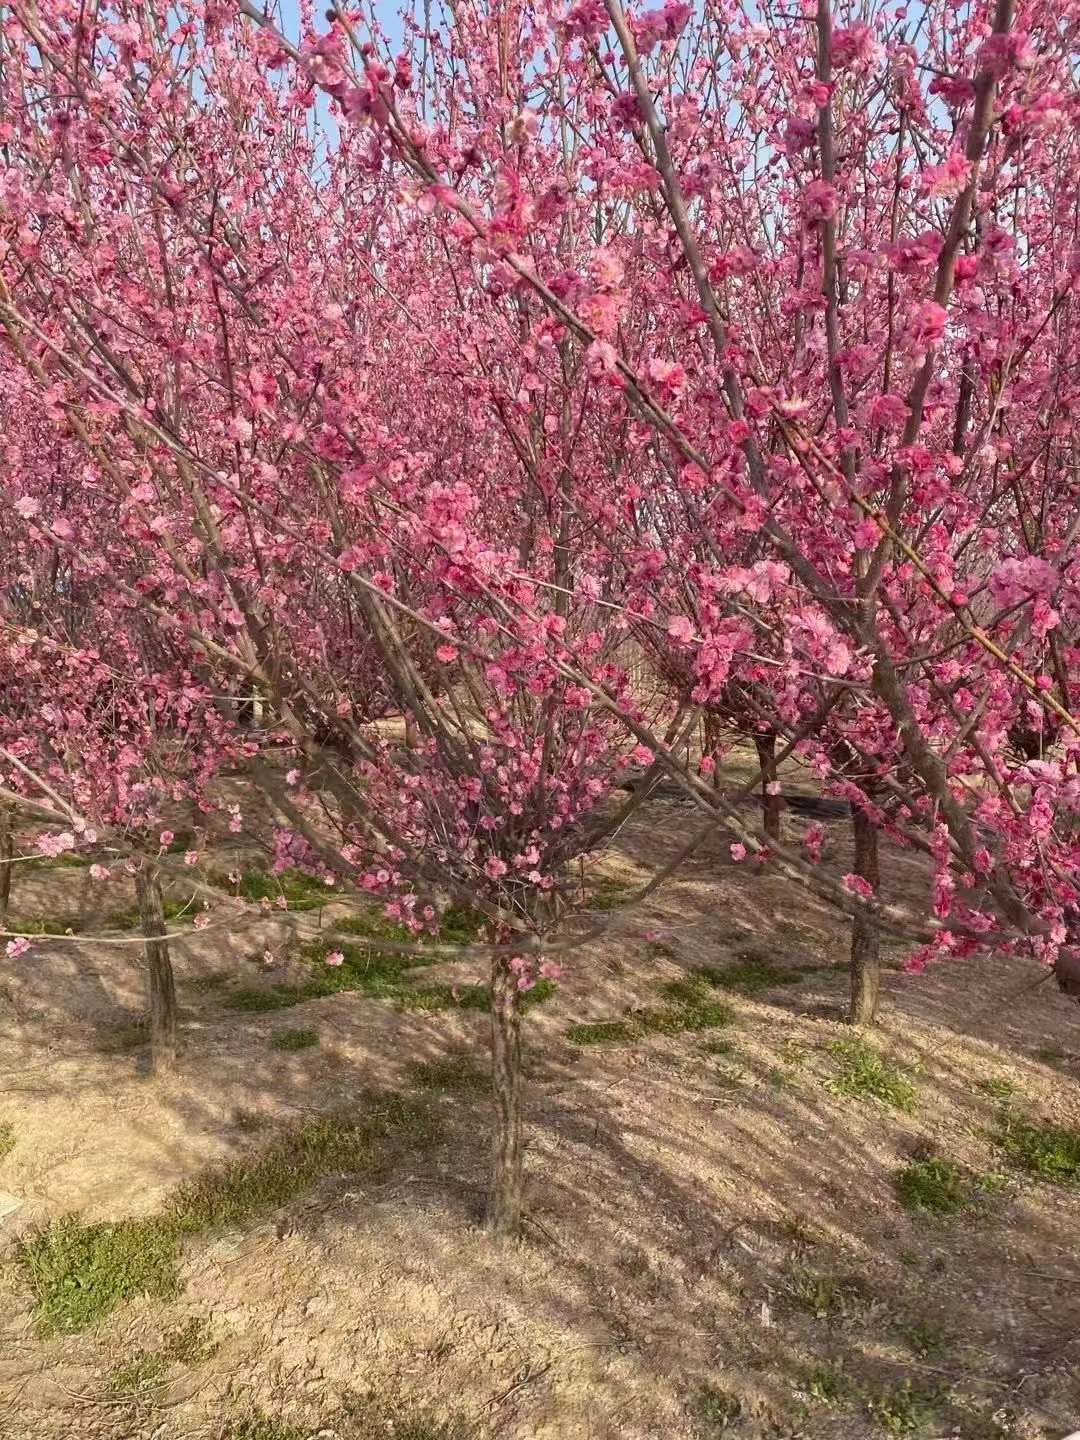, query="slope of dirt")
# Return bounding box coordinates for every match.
[1,798,1078,1440]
